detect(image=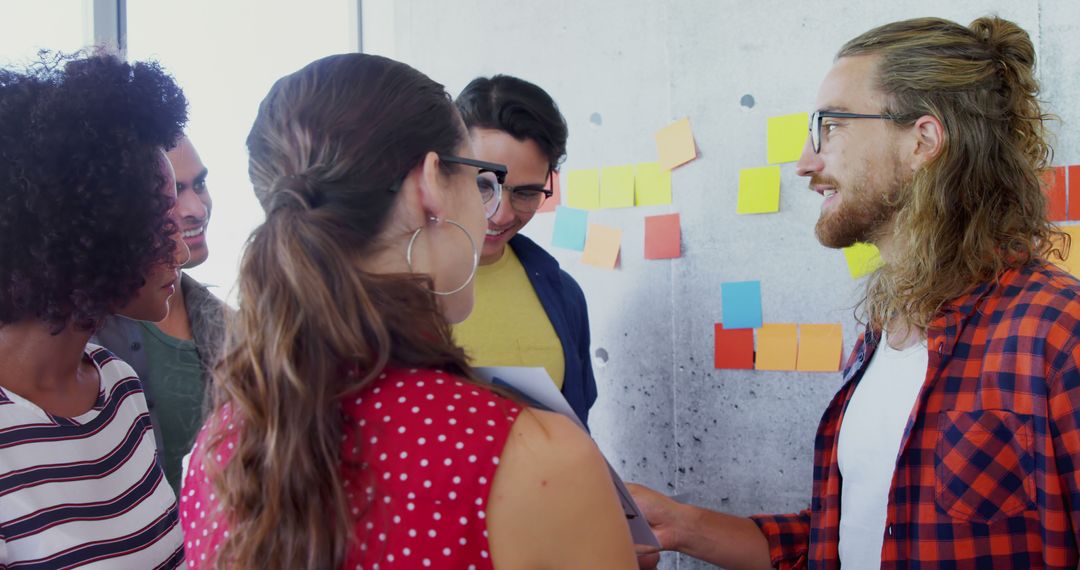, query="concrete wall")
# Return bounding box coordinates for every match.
[365,2,1080,567]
